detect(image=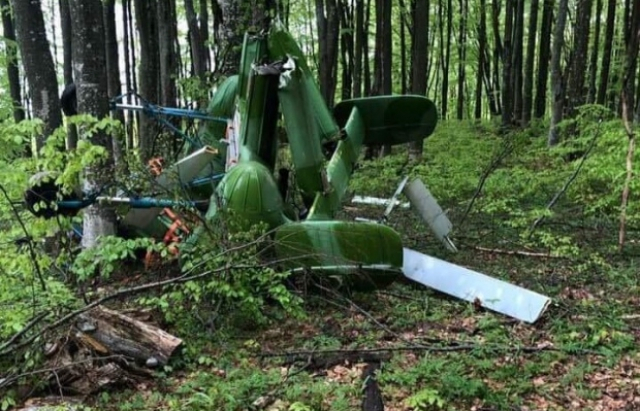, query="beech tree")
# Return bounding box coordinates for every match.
[10,0,62,150]
[69,0,117,248]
